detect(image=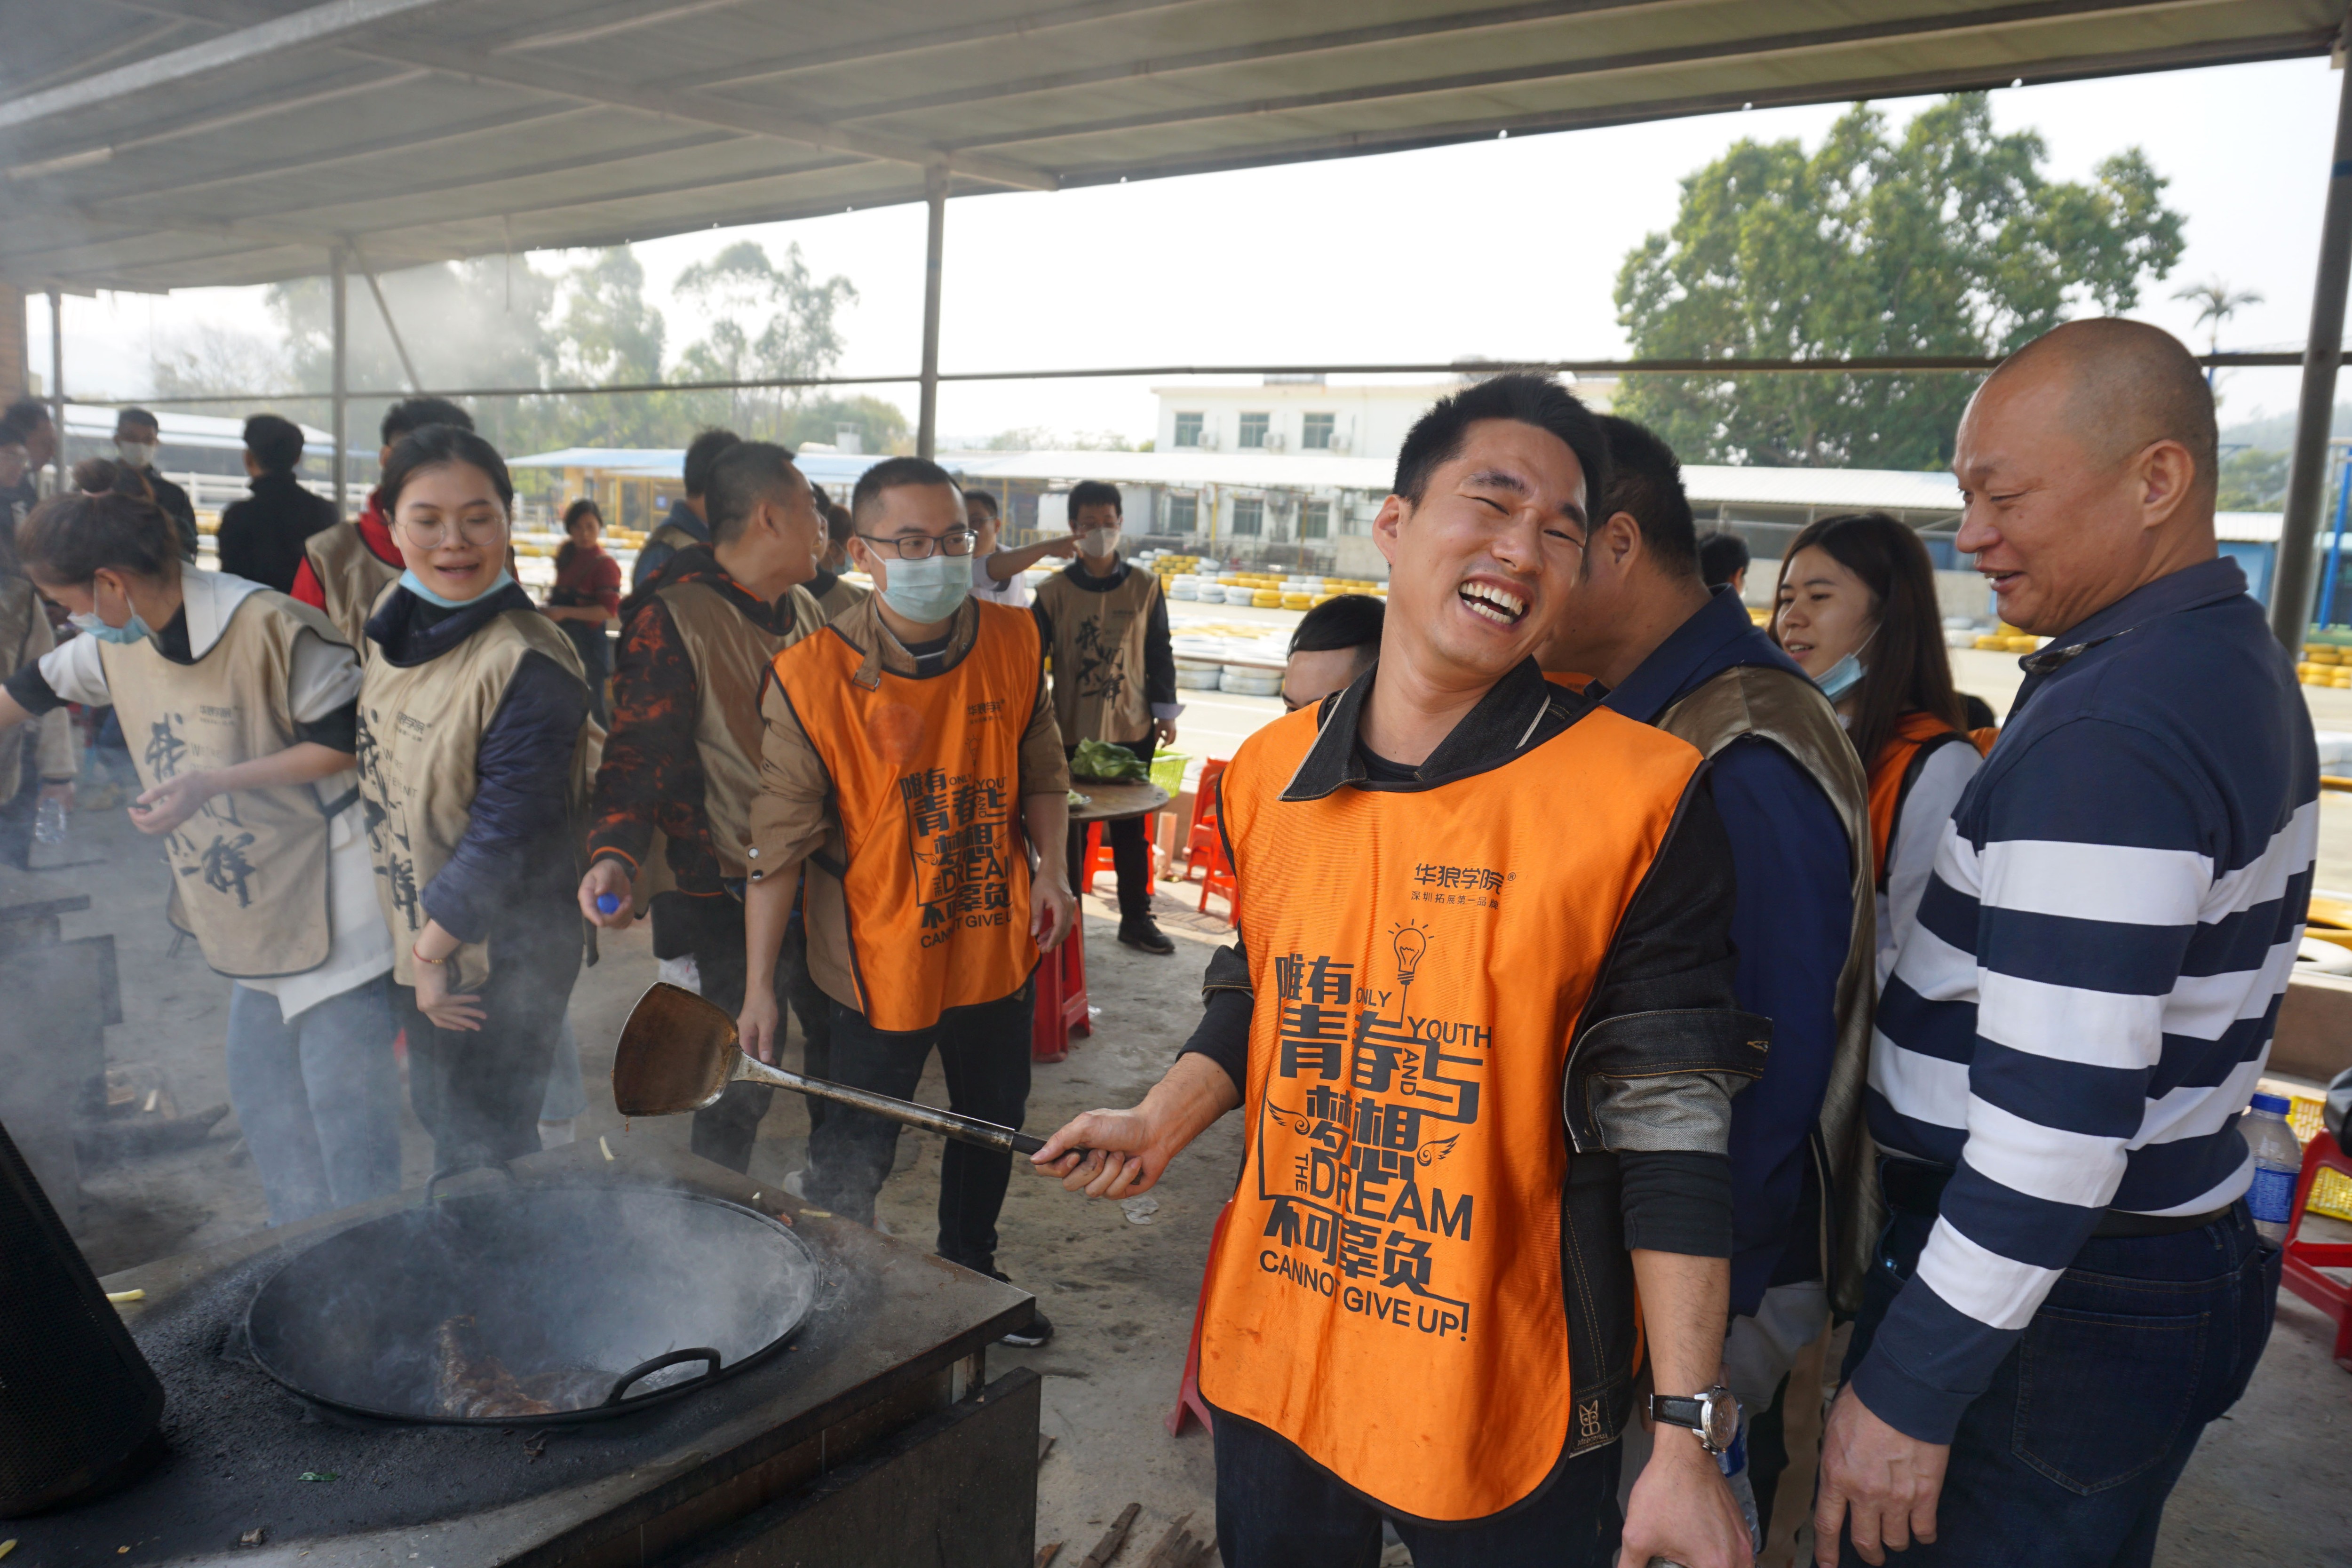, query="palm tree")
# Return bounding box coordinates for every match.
[2173,277,2264,385]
